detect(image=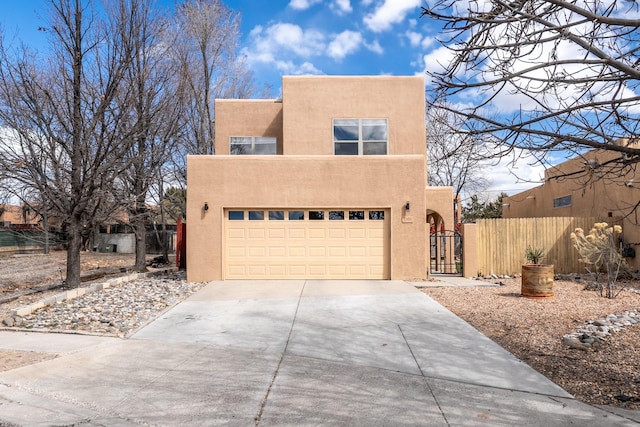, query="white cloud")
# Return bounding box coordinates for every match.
[297,62,324,74]
[289,0,322,10]
[245,22,381,72]
[405,30,422,47]
[273,59,324,76]
[242,23,327,78]
[249,23,325,59]
[405,29,436,50]
[363,0,422,32]
[482,152,547,198]
[421,45,456,83]
[331,0,352,14]
[328,30,363,60]
[365,39,383,54]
